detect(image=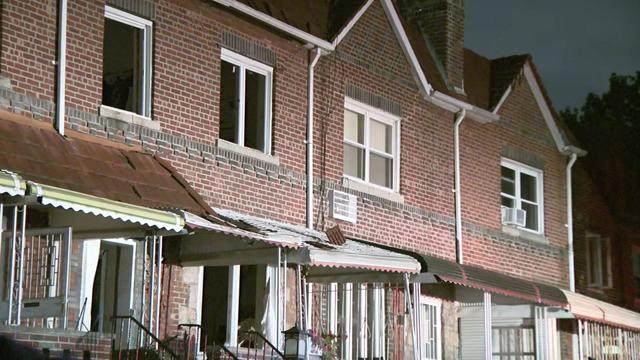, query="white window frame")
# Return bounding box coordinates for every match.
[419,296,442,360]
[500,158,545,234]
[585,233,612,289]
[220,48,273,155]
[104,6,153,117]
[343,98,401,192]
